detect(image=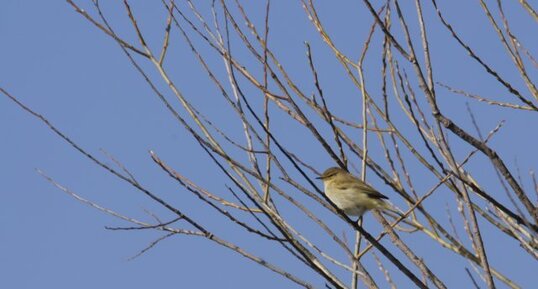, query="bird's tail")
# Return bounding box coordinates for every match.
[377,199,397,212]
